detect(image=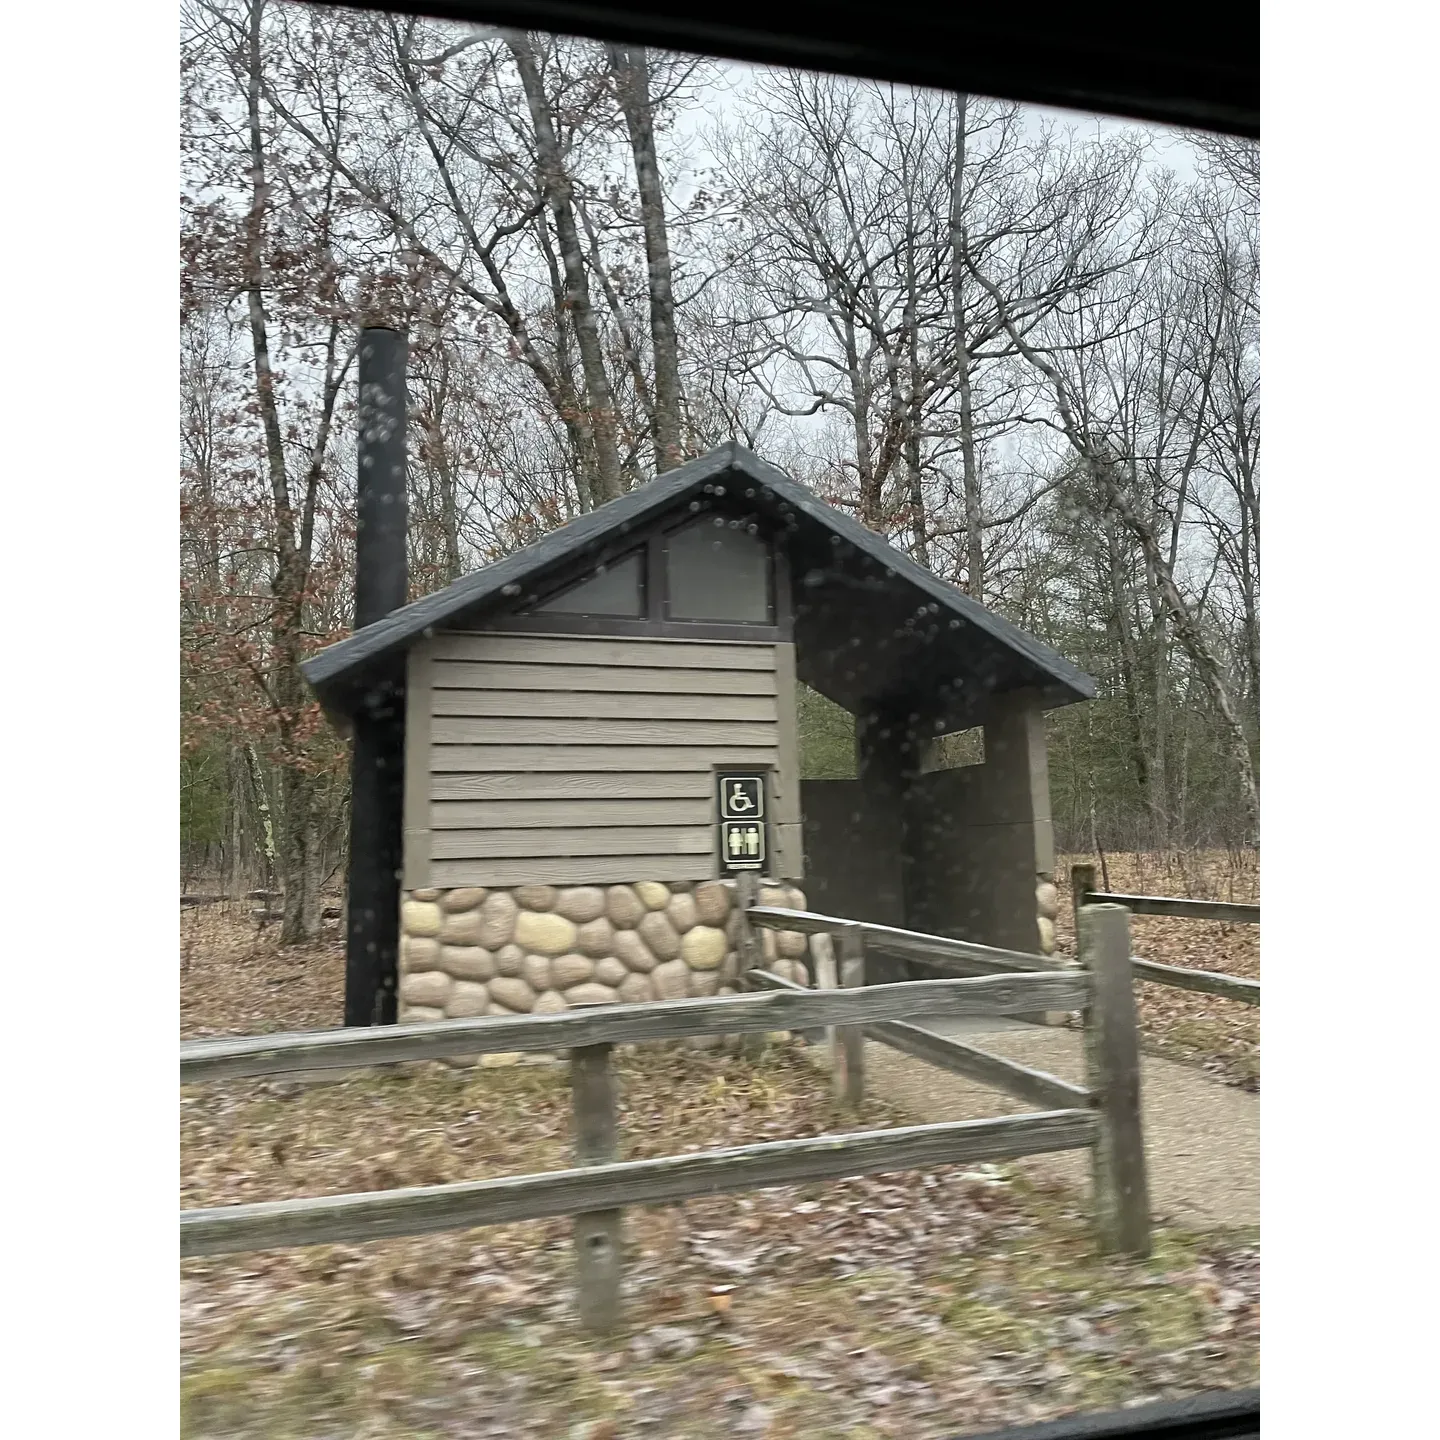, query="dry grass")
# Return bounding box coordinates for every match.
[179,890,1259,1439]
[1056,853,1259,1090]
